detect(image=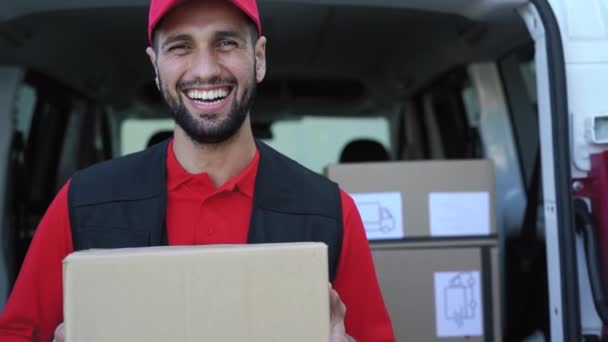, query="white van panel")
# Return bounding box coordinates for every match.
[567,67,608,175]
[545,0,608,175]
